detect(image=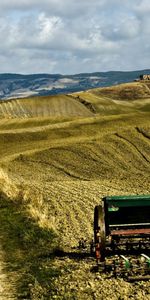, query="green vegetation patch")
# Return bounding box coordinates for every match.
[0,194,61,299]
